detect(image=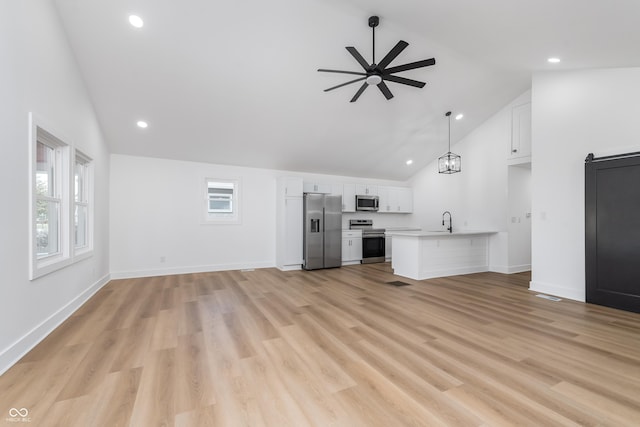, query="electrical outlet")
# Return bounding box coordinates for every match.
[160,256,166,263]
